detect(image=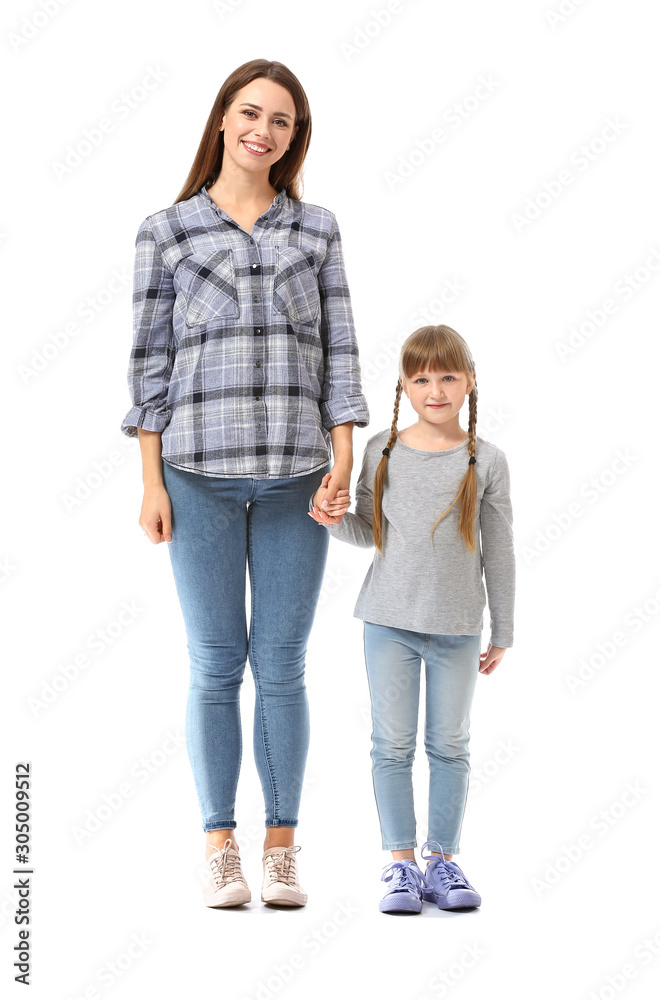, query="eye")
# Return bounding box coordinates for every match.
[241,110,289,128]
[414,378,428,384]
[443,375,456,382]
